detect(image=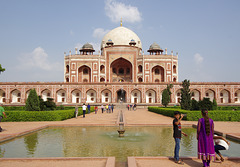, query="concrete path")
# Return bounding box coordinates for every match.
[0,107,240,167]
